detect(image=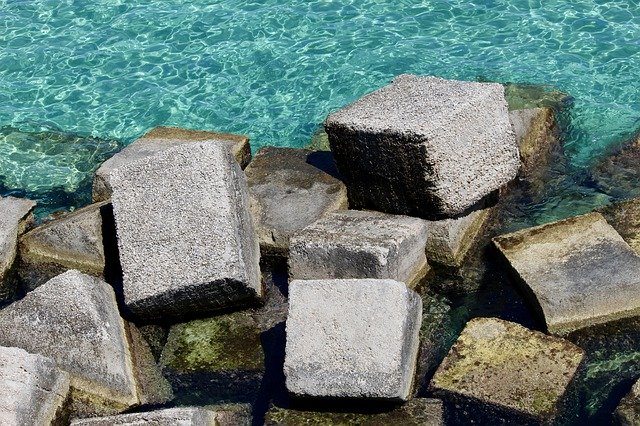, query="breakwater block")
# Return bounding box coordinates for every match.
[0,196,35,287]
[70,405,252,425]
